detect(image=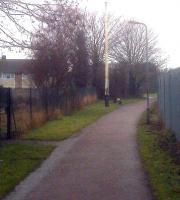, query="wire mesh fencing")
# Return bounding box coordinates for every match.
[0,88,12,139]
[158,68,180,141]
[0,87,97,140]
